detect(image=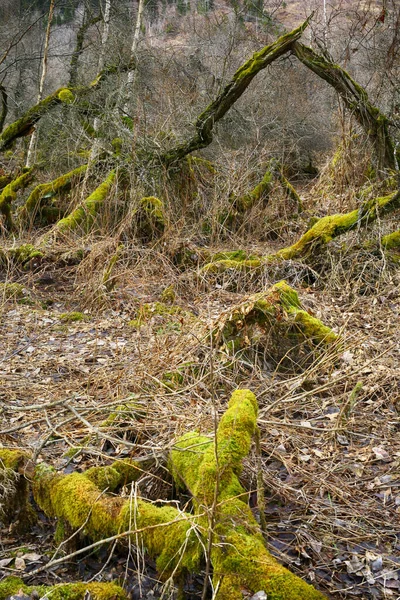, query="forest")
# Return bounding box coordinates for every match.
[0,0,399,599]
